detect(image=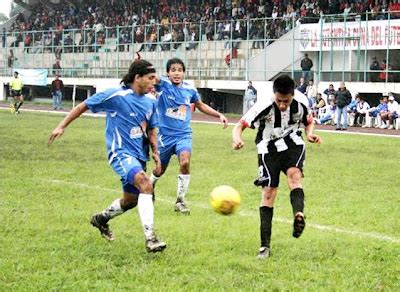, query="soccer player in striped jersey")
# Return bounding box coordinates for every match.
[232,75,322,259]
[48,60,166,253]
[150,58,228,214]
